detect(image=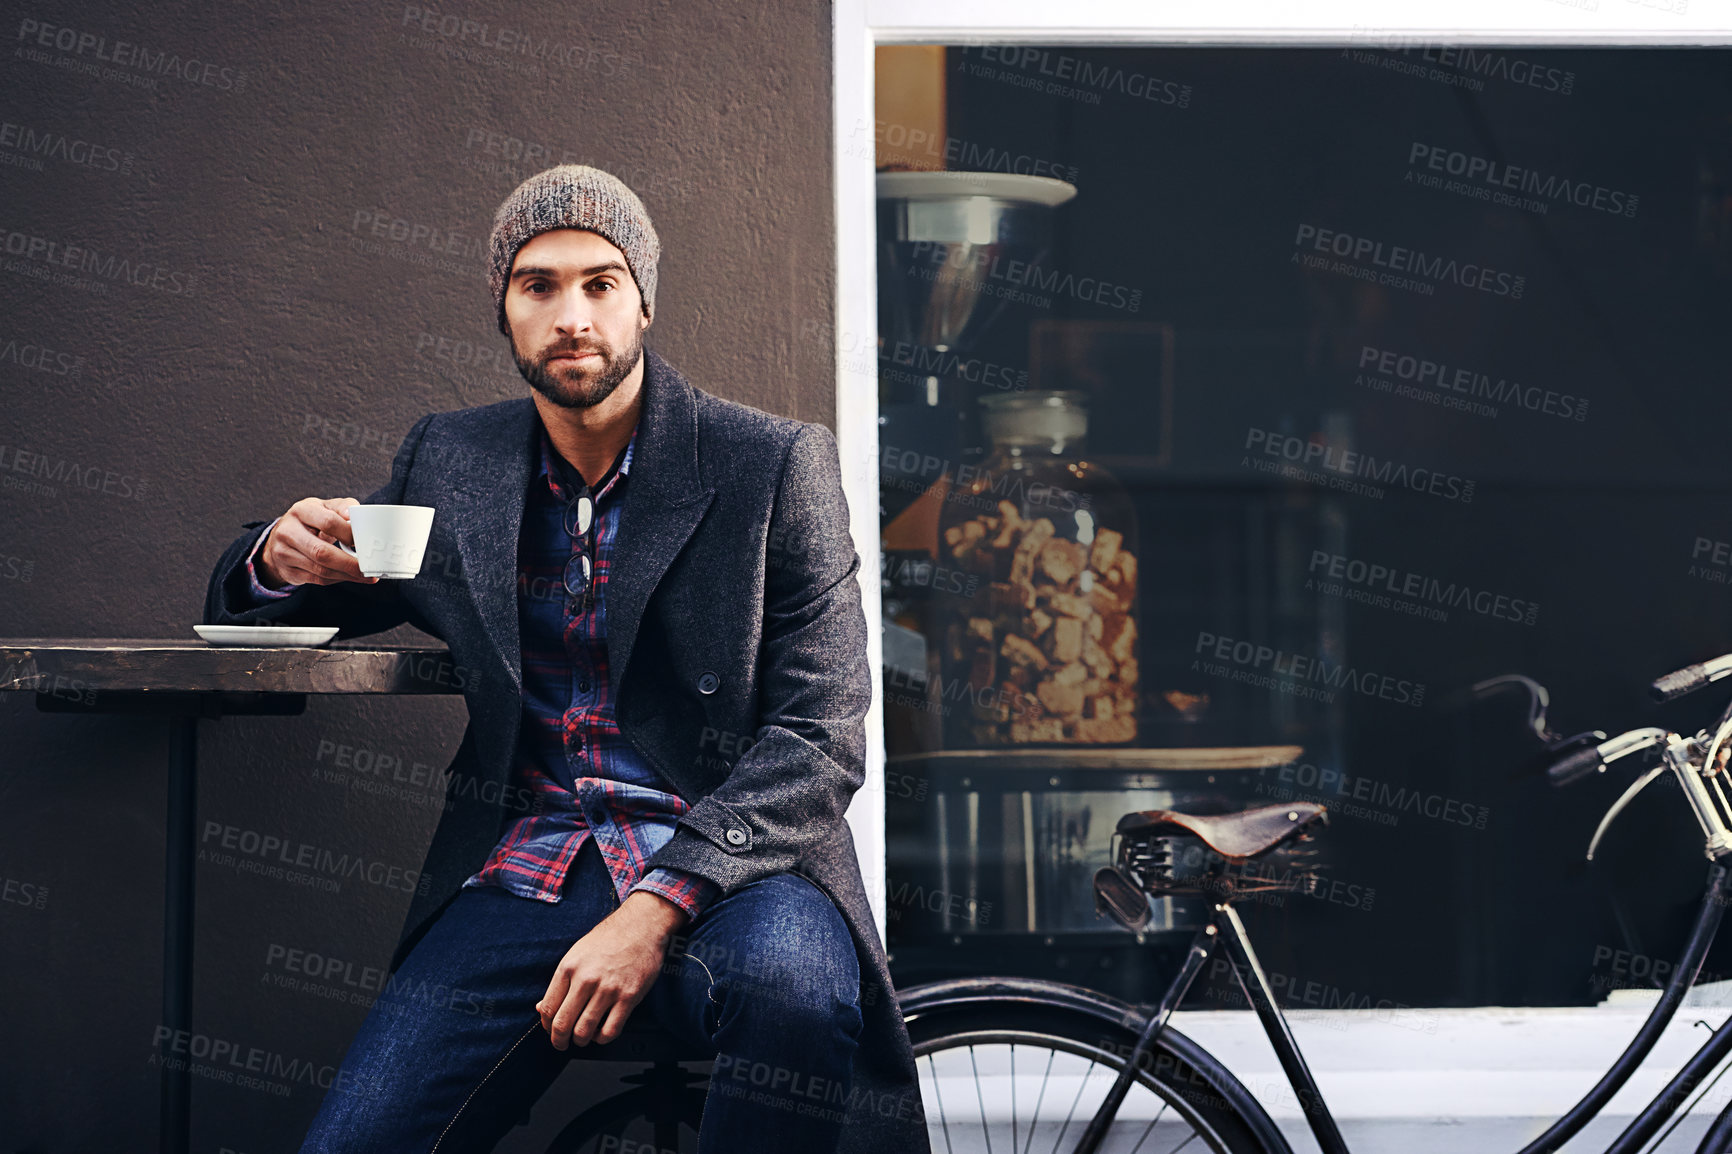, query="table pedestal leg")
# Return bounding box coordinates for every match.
[159,715,196,1154]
